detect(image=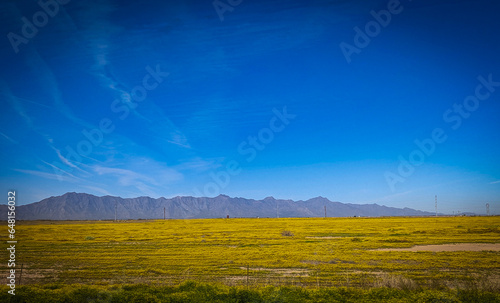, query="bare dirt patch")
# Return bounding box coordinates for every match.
[20,268,59,283]
[305,236,342,239]
[372,243,500,252]
[239,267,310,276]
